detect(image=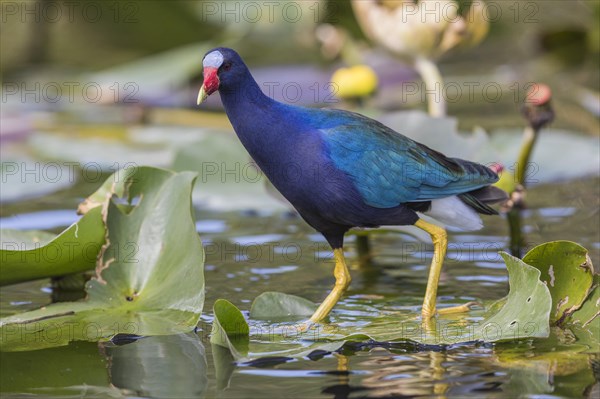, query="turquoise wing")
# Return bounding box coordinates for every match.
[318,111,498,208]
